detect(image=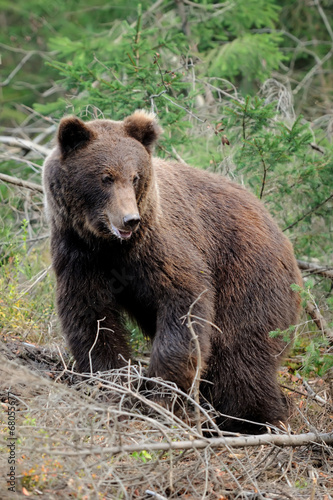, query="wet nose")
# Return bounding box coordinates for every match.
[123,213,141,228]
